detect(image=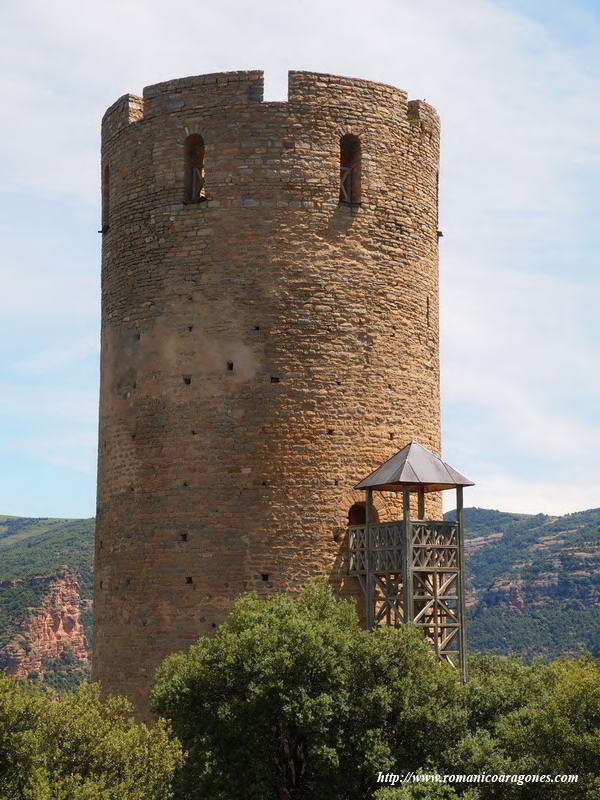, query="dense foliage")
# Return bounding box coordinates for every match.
[152,581,461,800]
[454,507,600,660]
[40,646,90,692]
[0,674,182,800]
[376,656,600,799]
[152,582,600,800]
